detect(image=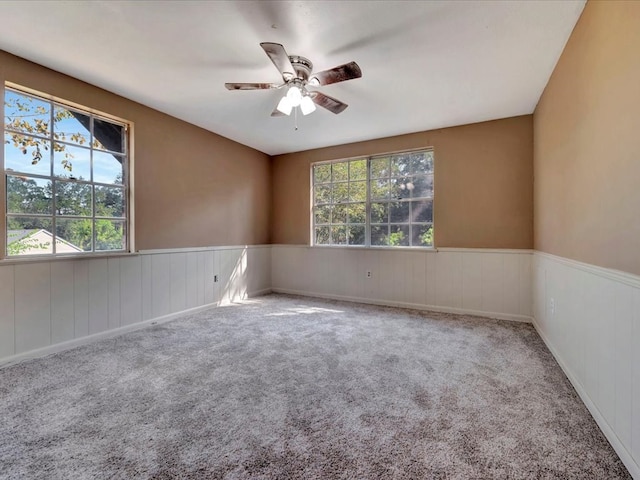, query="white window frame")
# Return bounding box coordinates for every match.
[311,148,434,248]
[2,83,134,259]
